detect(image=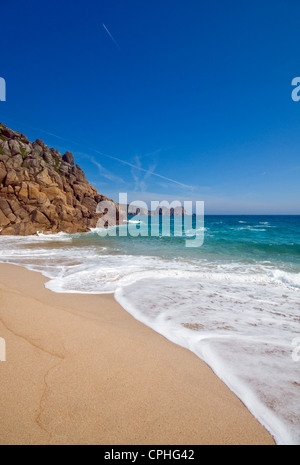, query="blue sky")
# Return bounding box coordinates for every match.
[1,0,300,213]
